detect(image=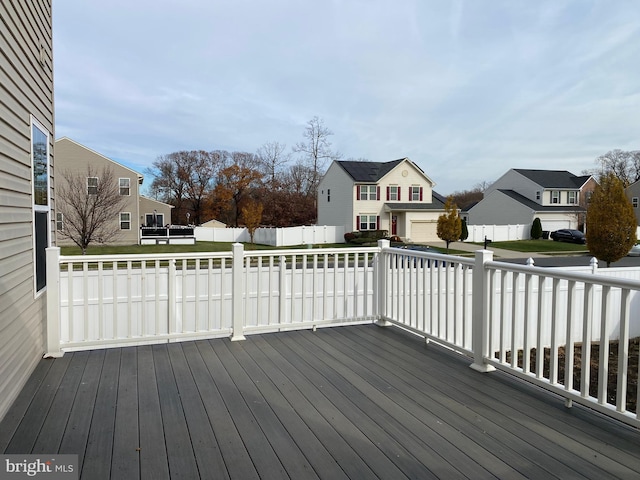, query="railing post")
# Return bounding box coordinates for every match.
[231,242,246,341]
[375,239,391,326]
[45,247,63,358]
[470,249,496,372]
